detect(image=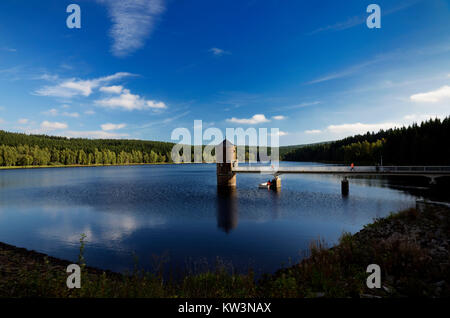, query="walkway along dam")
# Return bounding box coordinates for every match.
[215,140,450,195]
